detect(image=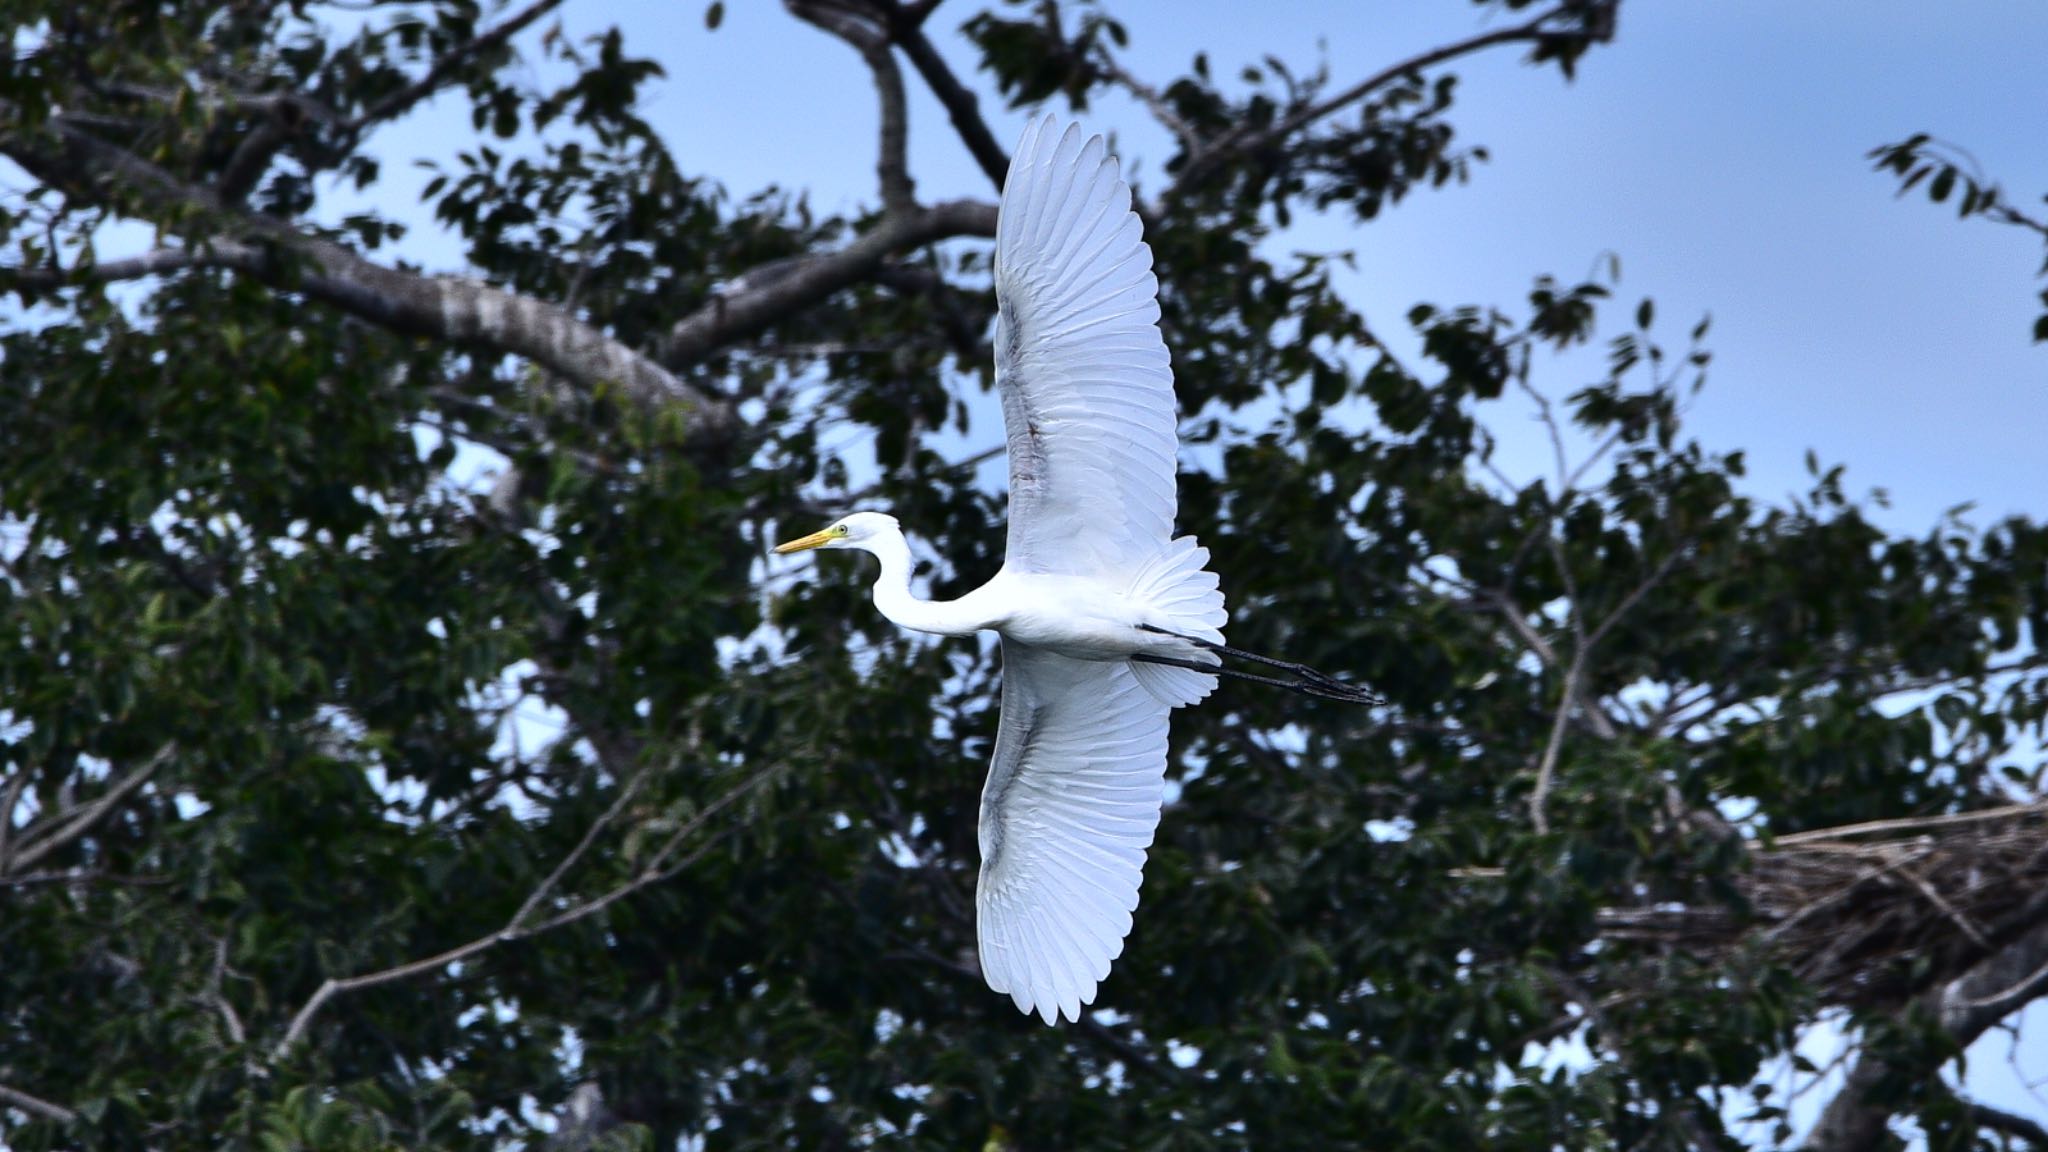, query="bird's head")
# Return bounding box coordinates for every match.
[773,511,901,555]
